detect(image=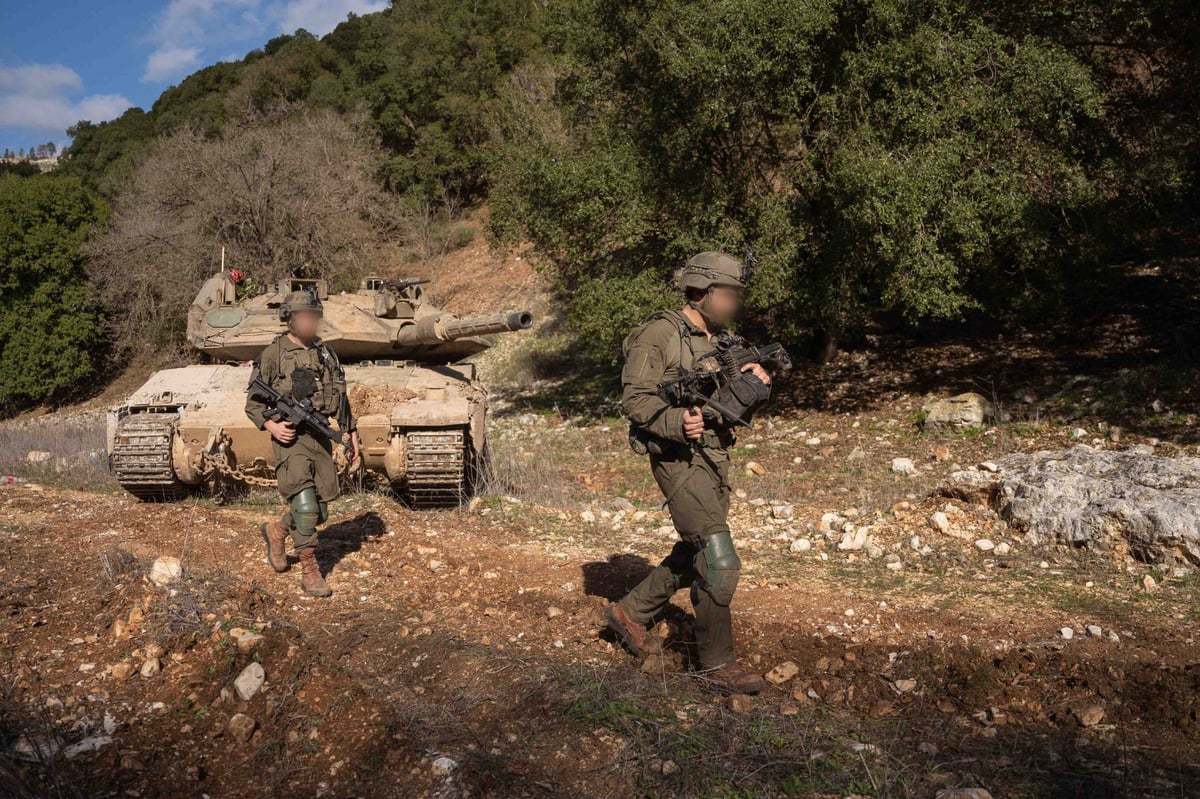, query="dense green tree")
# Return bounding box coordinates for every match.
[0,176,108,410]
[490,0,1115,356]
